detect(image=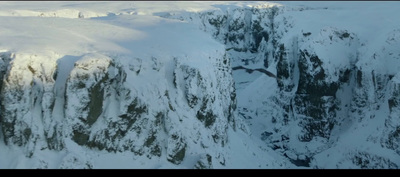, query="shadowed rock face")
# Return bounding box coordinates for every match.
[0,46,237,168]
[163,5,400,168]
